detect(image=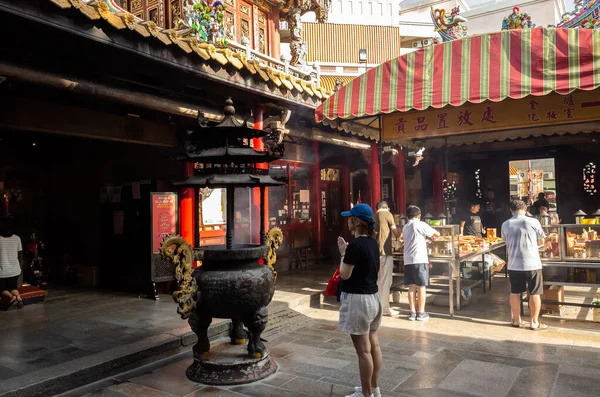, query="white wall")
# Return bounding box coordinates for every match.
[302,0,401,25]
[398,0,566,53]
[464,0,565,35]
